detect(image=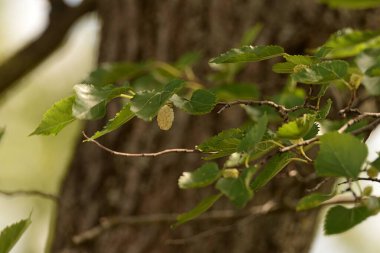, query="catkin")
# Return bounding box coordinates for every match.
[157,105,174,130]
